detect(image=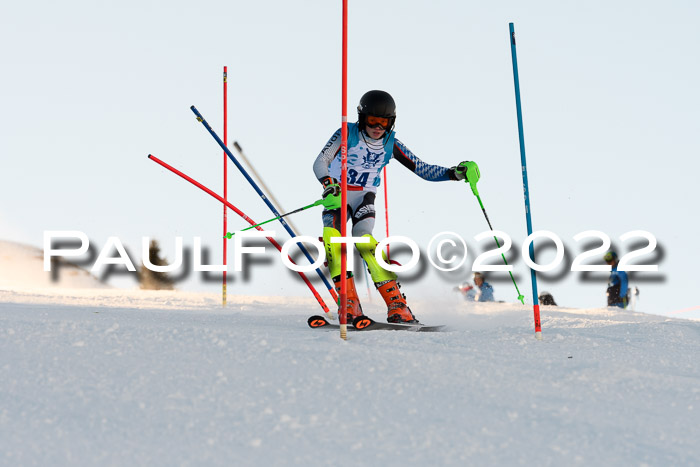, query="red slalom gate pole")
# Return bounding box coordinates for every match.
[223,66,228,307]
[383,167,390,261]
[147,154,335,317]
[338,0,349,340]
